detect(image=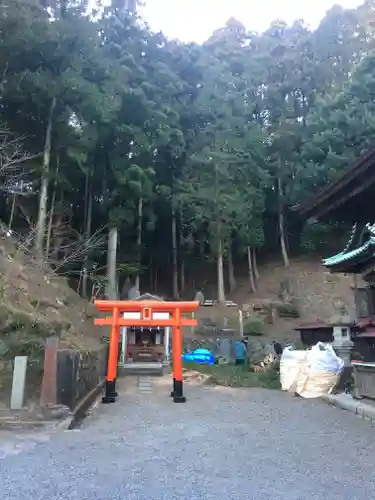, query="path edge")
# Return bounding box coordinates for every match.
[321,393,375,424]
[57,380,105,430]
